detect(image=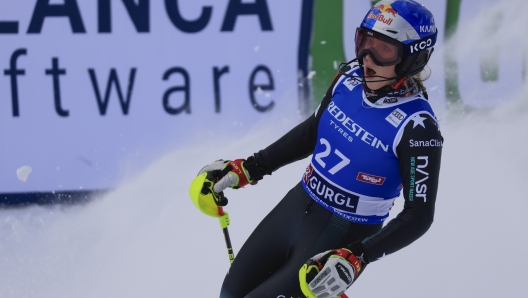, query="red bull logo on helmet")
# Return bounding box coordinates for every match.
[375,4,398,17]
[368,4,399,26]
[367,12,394,26]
